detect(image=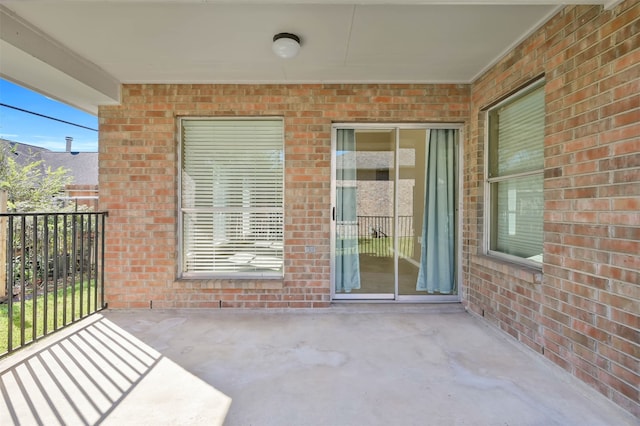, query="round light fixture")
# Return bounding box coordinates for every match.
[272,33,301,59]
